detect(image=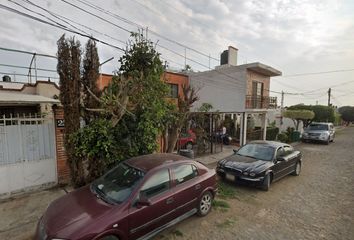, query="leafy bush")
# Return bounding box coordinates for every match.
[277,132,289,143]
[266,127,279,140]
